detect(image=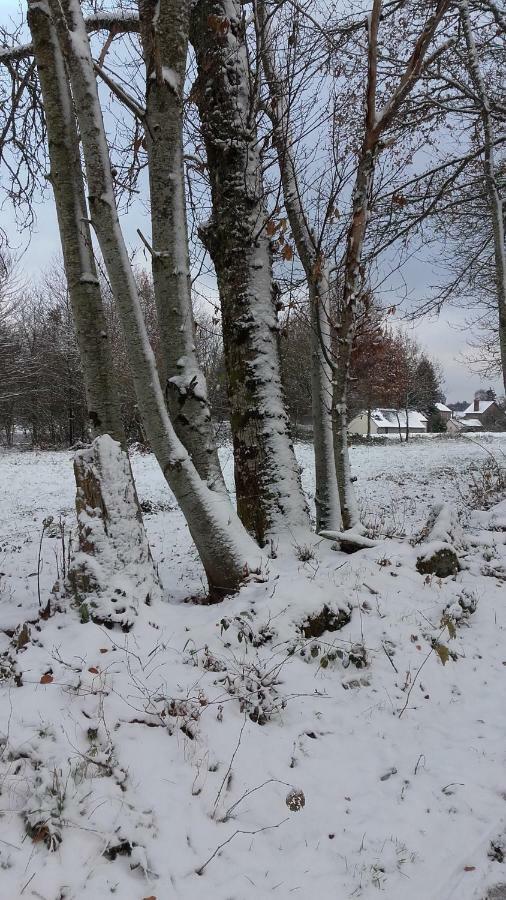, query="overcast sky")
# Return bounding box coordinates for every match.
[1,0,502,404]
